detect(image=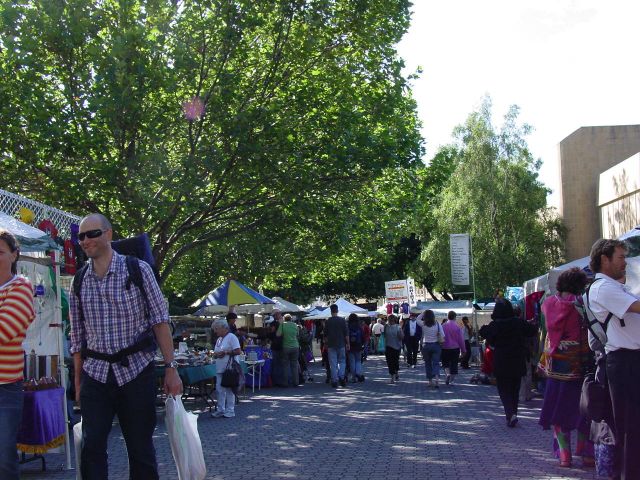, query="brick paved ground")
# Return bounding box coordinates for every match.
[21,354,598,480]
